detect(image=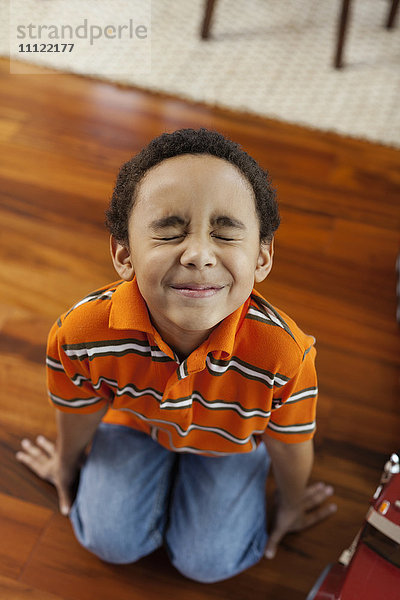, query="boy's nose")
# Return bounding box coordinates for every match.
[179,236,217,270]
